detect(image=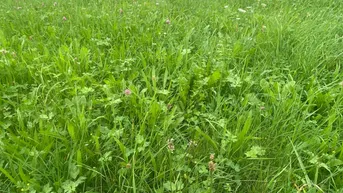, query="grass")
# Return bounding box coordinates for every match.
[1,0,343,192]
